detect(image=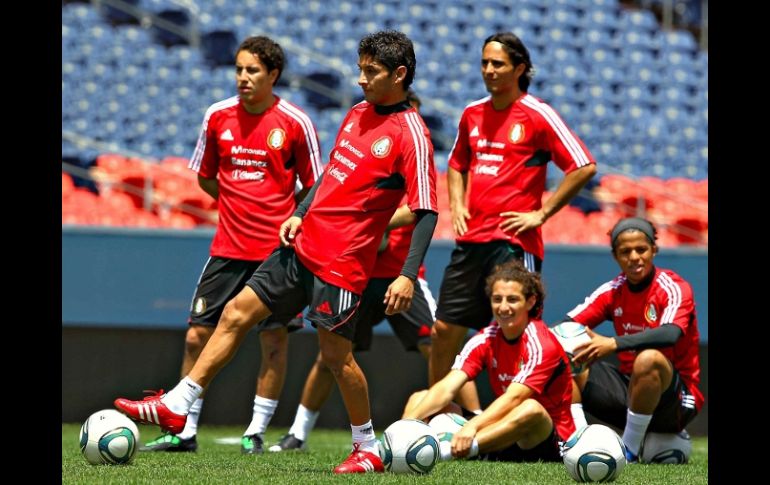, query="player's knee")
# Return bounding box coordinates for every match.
[260,328,287,351]
[513,399,549,427]
[632,349,668,376]
[430,320,450,343]
[185,326,211,354]
[319,346,348,374]
[260,328,288,362]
